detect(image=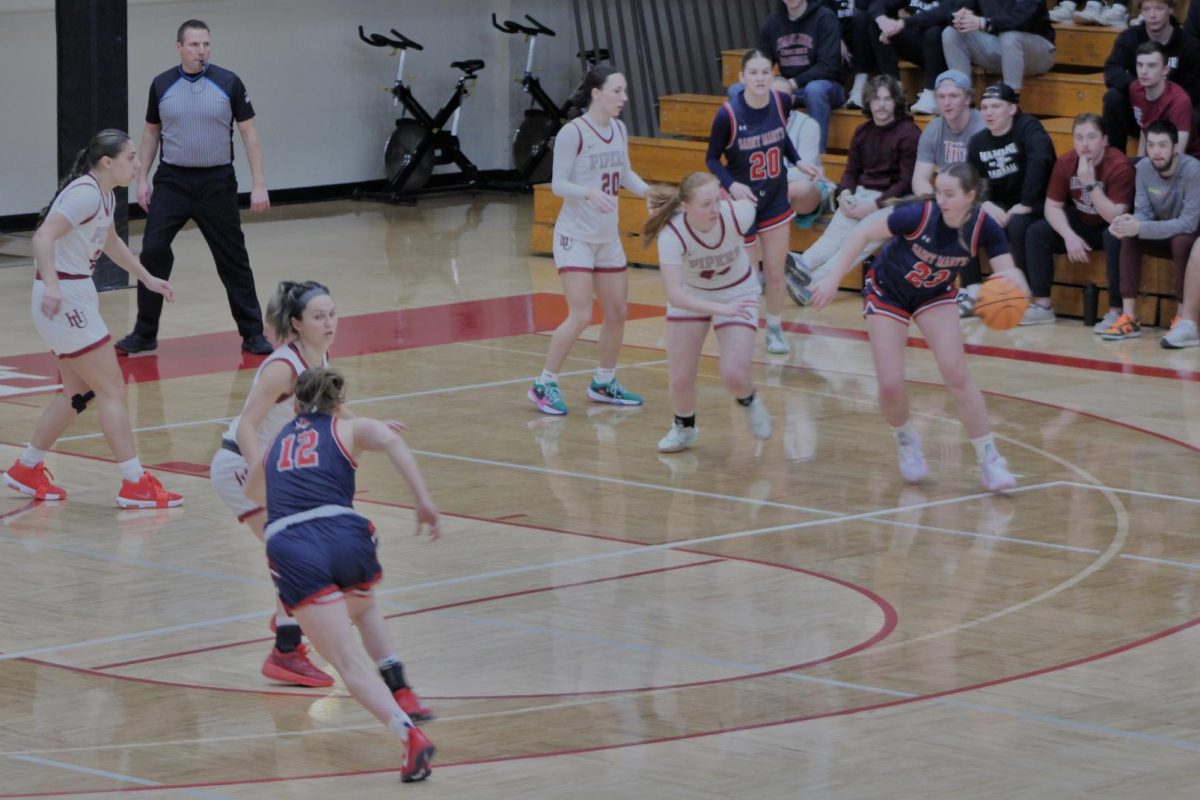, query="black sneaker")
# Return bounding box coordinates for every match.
[114,333,157,355]
[241,334,273,355]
